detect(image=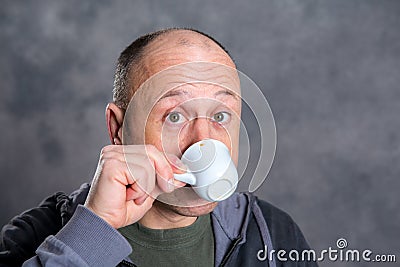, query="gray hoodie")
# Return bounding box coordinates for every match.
[1,183,317,267]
